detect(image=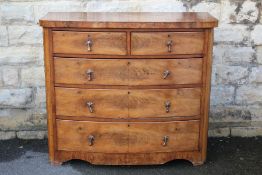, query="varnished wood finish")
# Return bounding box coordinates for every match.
[40,12,218,166]
[55,58,202,85]
[129,88,201,118]
[54,58,129,85]
[55,88,128,118]
[53,31,127,55]
[40,12,218,29]
[131,32,204,55]
[43,28,56,163]
[55,88,200,118]
[129,59,202,85]
[56,120,199,153]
